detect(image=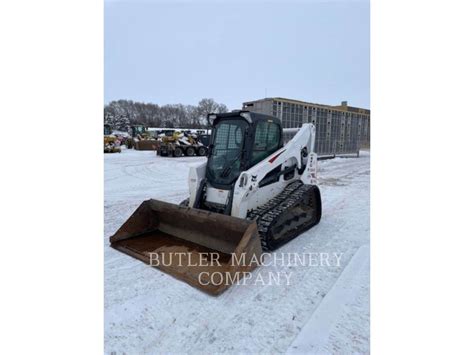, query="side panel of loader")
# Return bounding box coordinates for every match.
[110,200,262,295]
